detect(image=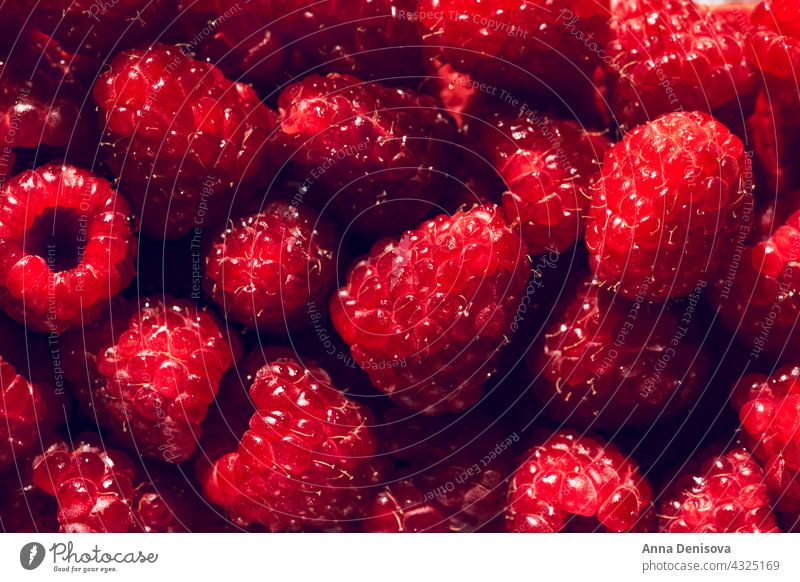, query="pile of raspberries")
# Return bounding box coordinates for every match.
[3,0,800,534]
